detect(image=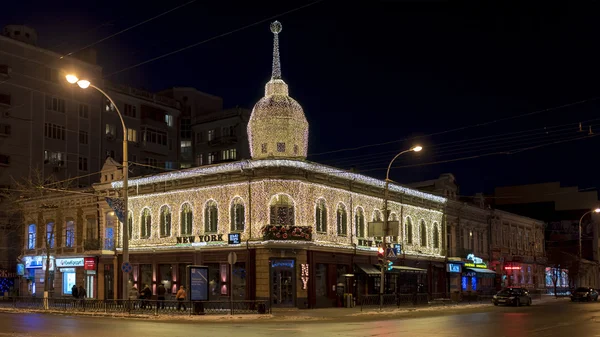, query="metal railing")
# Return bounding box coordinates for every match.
[0,297,270,316]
